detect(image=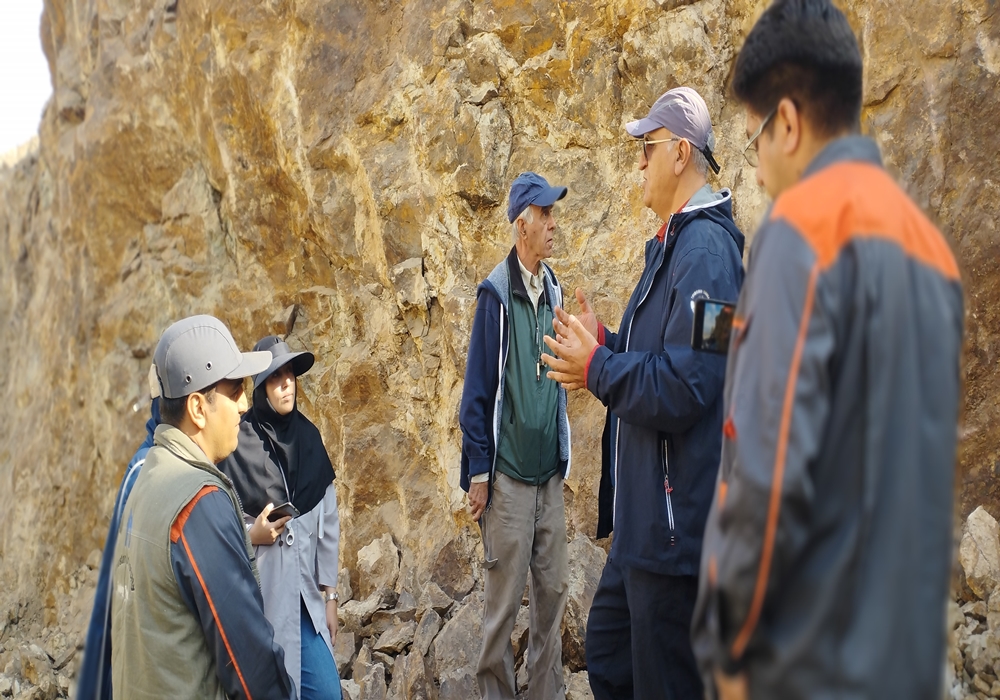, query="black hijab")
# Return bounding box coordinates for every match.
[218,337,335,519]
